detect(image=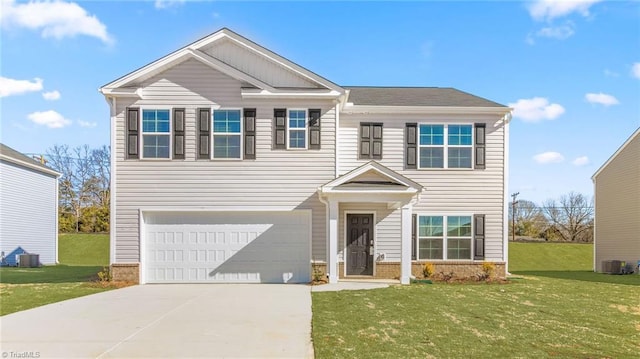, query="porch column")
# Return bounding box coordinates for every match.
[328,199,339,284]
[400,204,412,285]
